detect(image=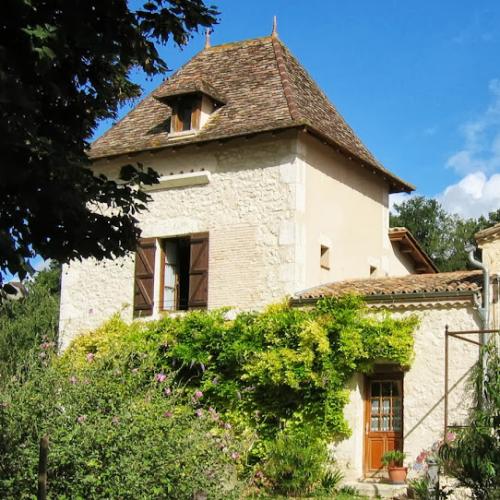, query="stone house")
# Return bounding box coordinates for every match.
[59,31,495,490]
[60,32,432,346]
